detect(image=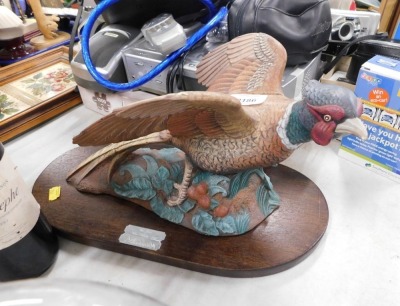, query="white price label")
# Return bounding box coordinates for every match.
[231,94,267,106]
